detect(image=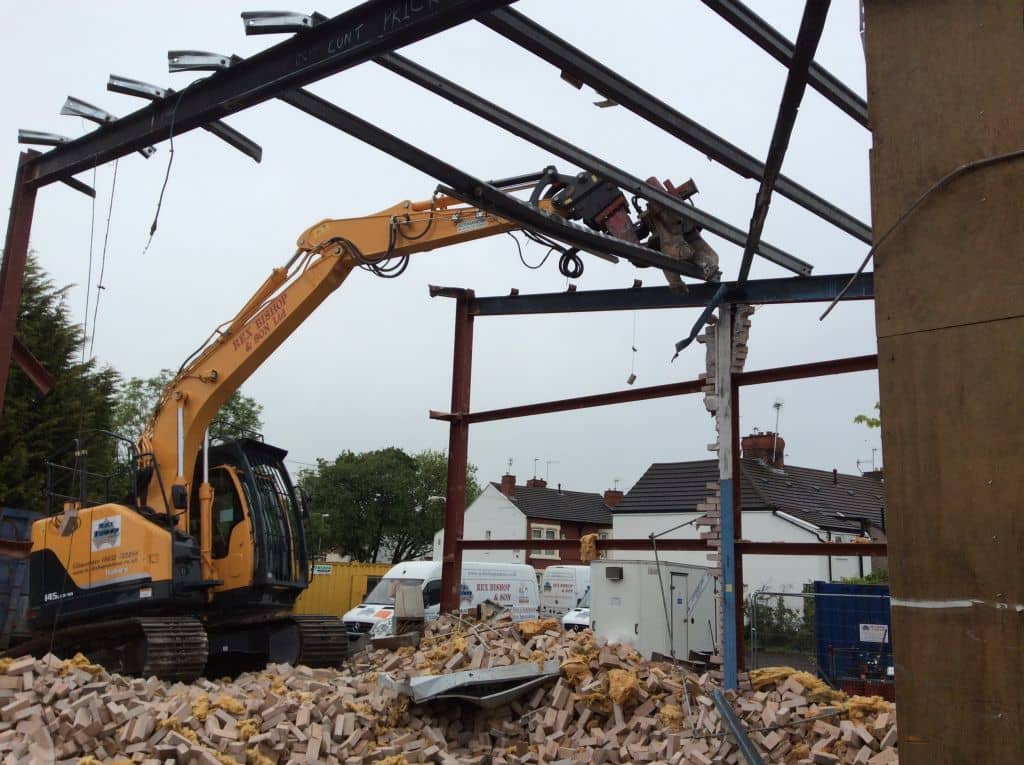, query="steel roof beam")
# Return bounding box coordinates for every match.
[737,1,829,284]
[24,0,515,188]
[278,87,708,279]
[702,0,868,128]
[376,52,812,276]
[470,272,873,316]
[480,7,872,244]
